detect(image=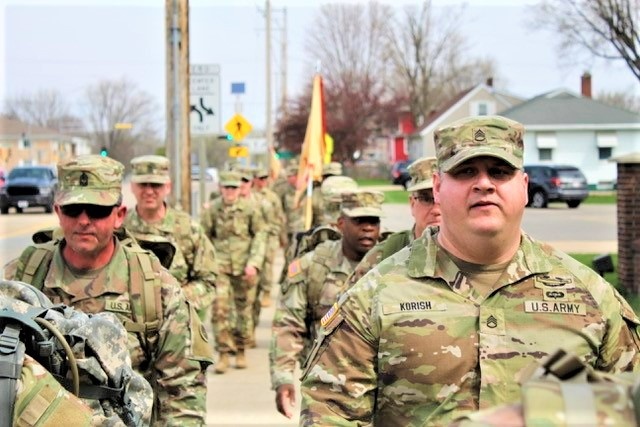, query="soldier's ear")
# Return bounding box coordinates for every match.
[114,205,127,228]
